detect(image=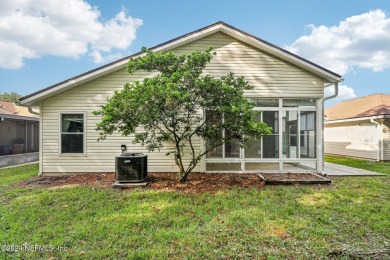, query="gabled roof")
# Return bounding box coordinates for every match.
[0,101,39,120]
[20,21,343,106]
[325,93,390,121]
